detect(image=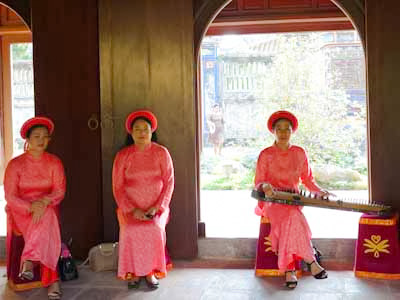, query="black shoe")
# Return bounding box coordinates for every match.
[309,261,328,279]
[313,269,328,279]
